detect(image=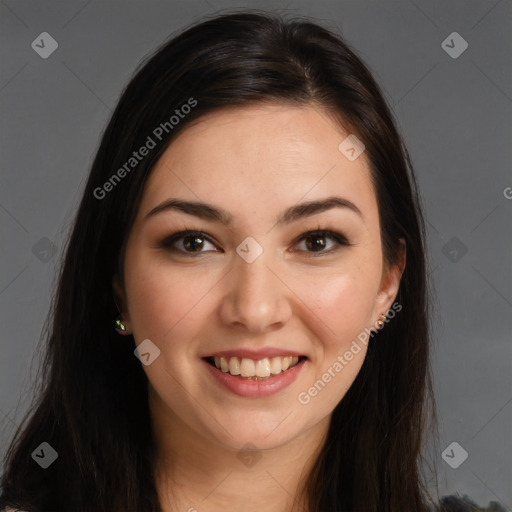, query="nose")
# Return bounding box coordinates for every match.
[218,249,293,333]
